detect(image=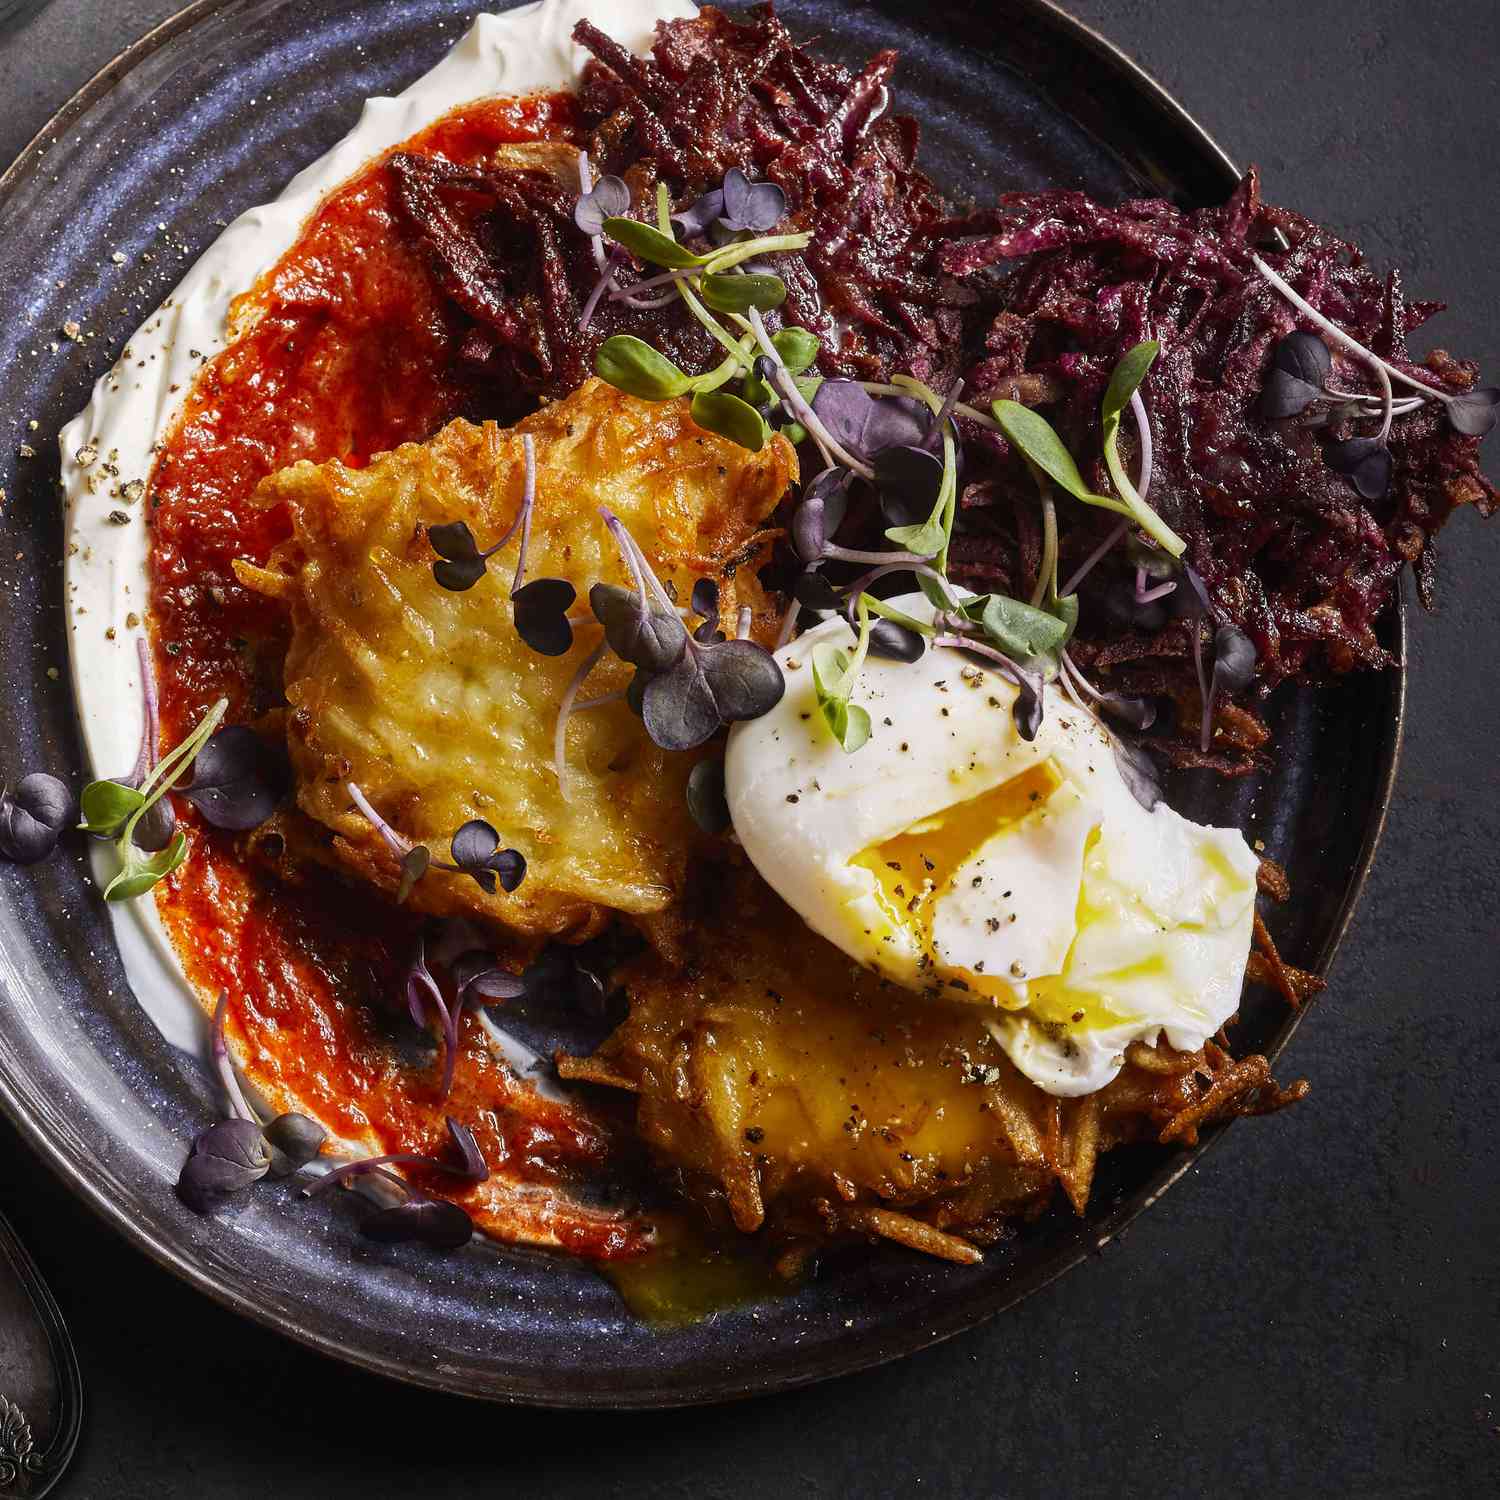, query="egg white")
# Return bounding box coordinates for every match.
[724,594,1260,1096]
